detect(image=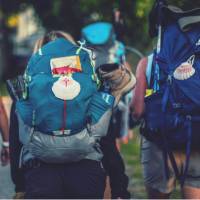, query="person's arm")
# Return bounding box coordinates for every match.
[0,97,10,166]
[131,57,148,119]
